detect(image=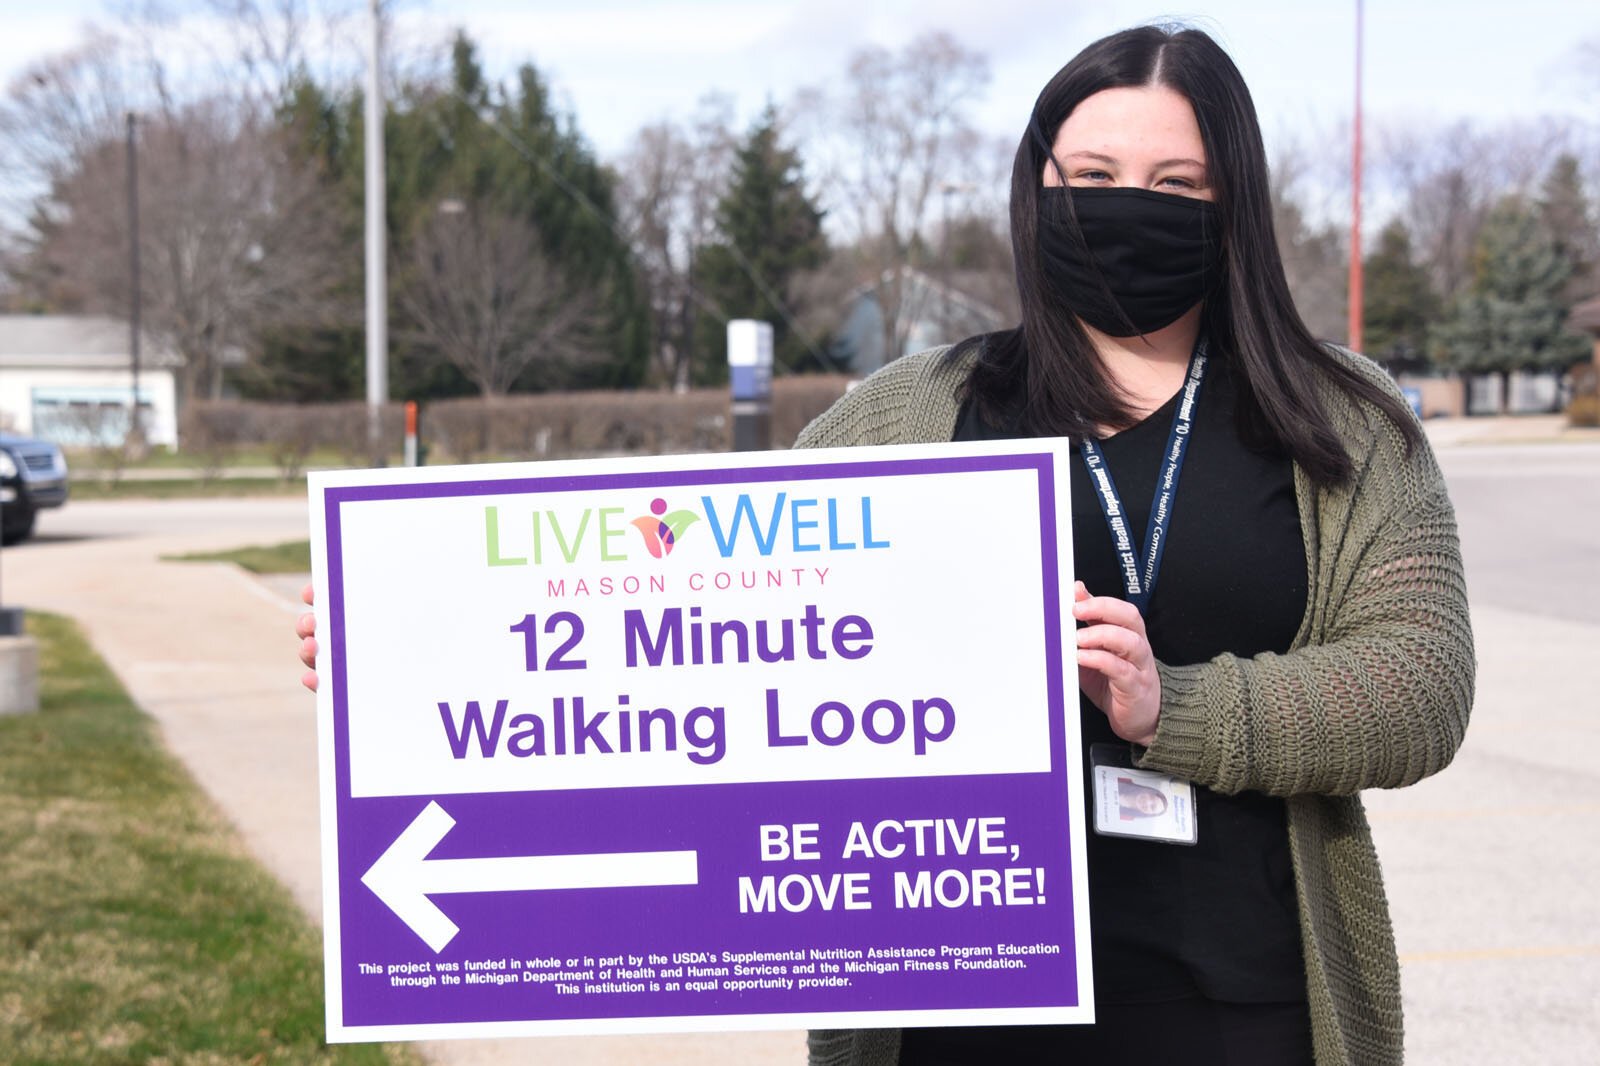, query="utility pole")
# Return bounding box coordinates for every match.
[1348,0,1365,353]
[126,111,143,451]
[365,0,389,464]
